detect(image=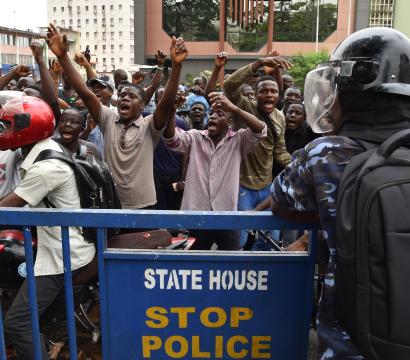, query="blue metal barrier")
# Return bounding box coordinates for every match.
[0,208,319,360]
